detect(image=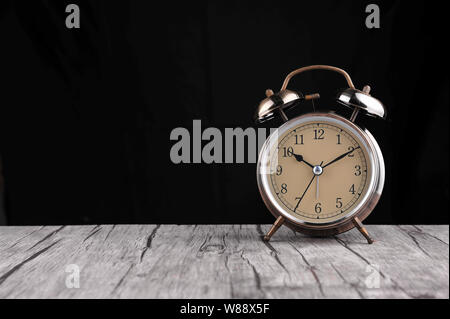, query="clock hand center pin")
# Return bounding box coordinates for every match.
[312,163,323,199]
